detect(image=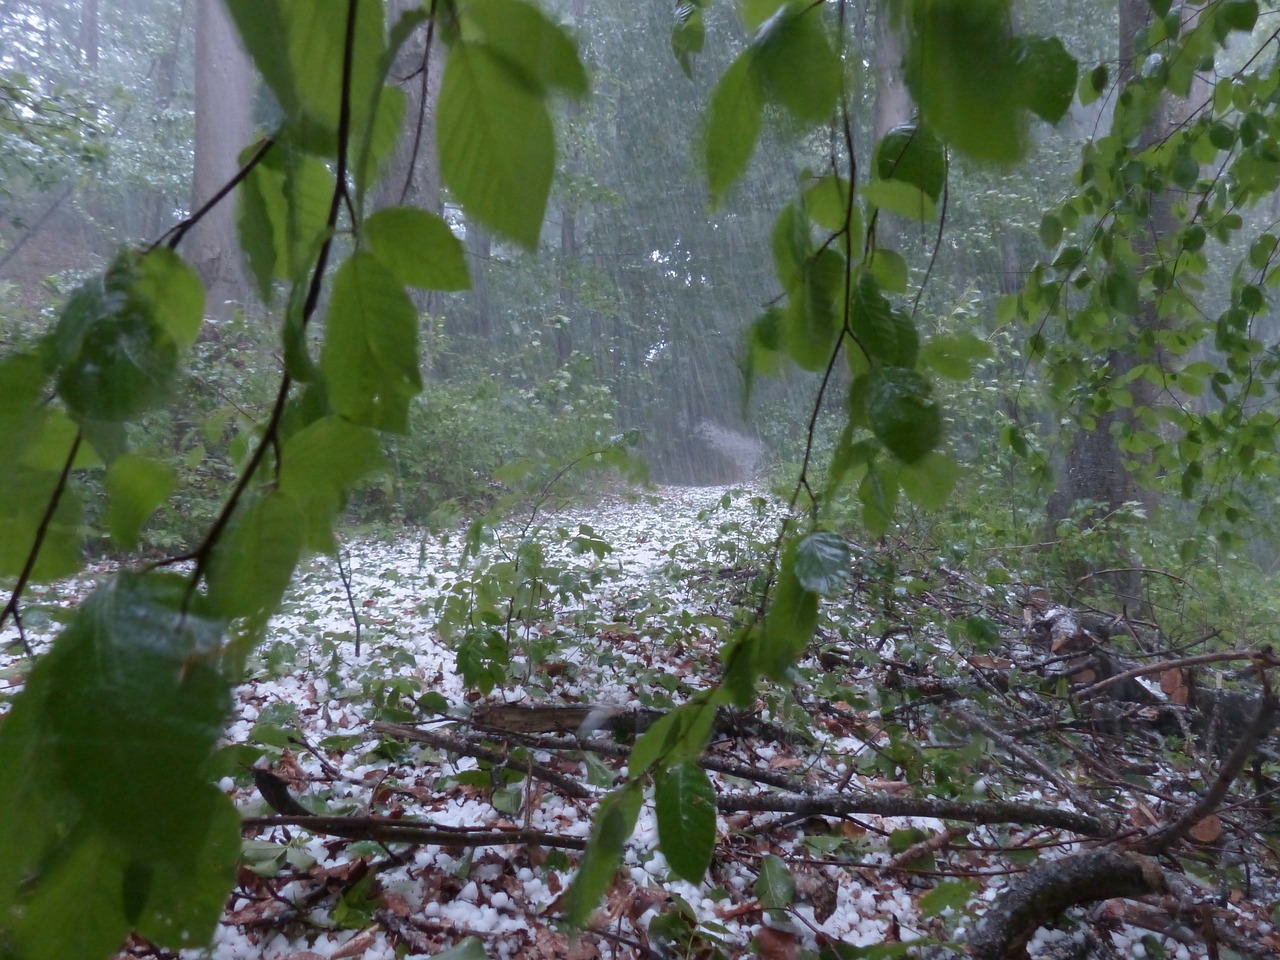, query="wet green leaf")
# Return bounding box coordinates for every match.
[321,252,422,433]
[439,42,554,249]
[754,853,795,909]
[366,207,469,291]
[565,782,643,928]
[865,367,942,464]
[105,455,176,549]
[706,52,762,206]
[874,123,946,202]
[750,2,840,124]
[655,763,716,883]
[793,531,850,595]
